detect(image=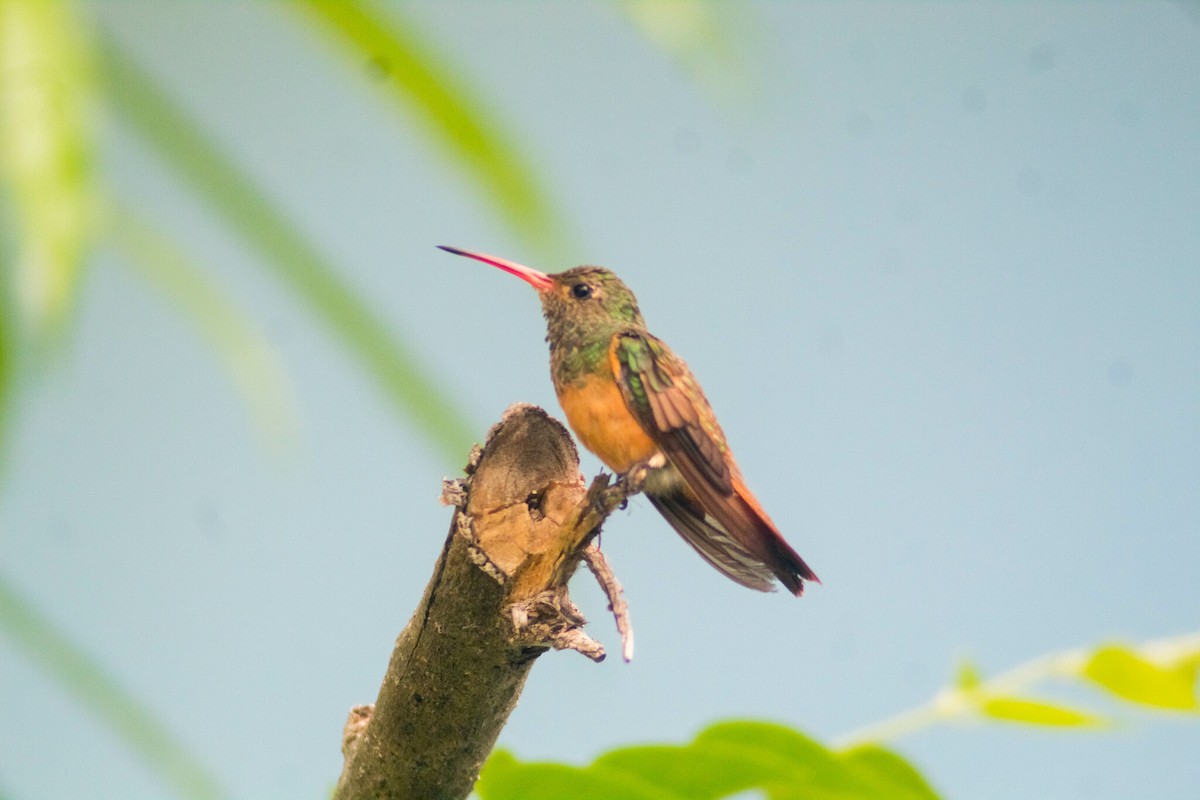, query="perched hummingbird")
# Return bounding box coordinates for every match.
[440,246,818,596]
